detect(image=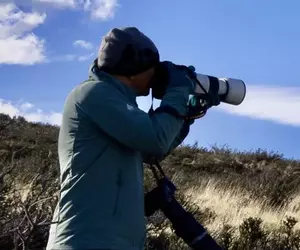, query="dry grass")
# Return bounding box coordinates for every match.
[1,113,300,249]
[183,177,300,234]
